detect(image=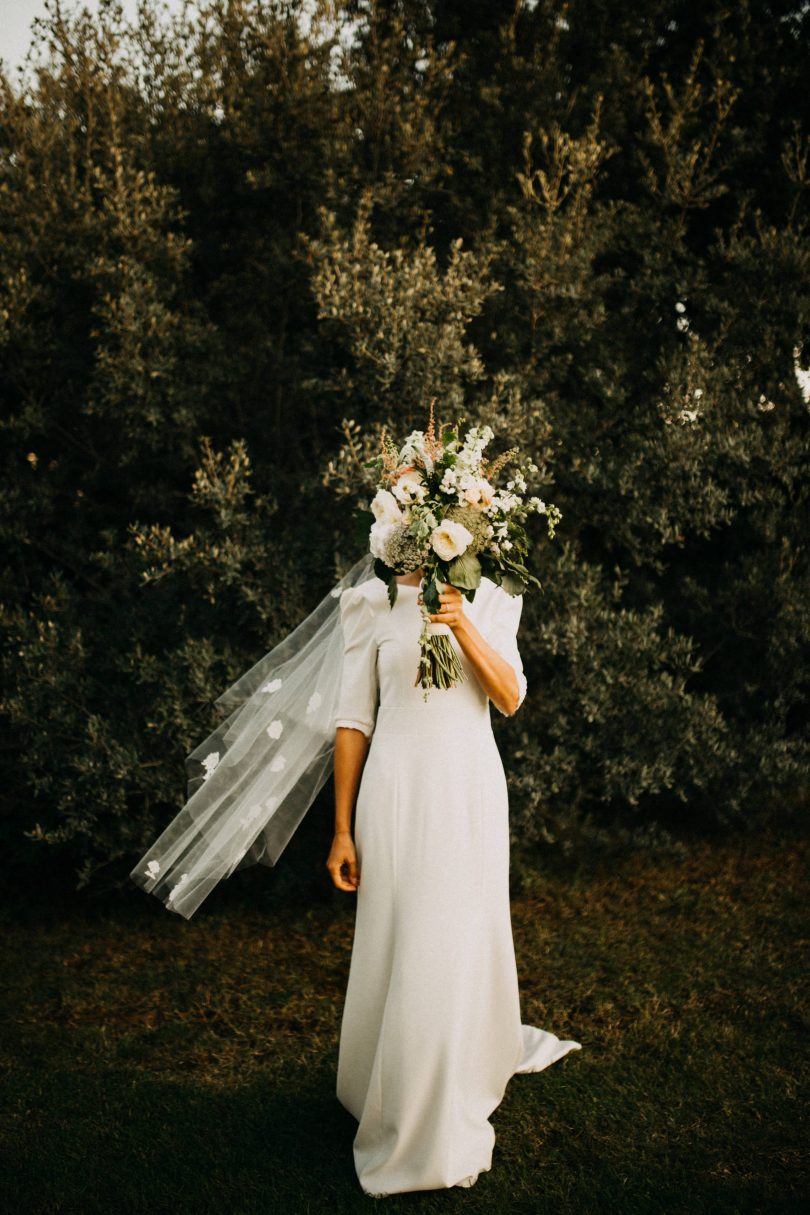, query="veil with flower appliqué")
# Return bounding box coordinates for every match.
[130,552,376,919]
